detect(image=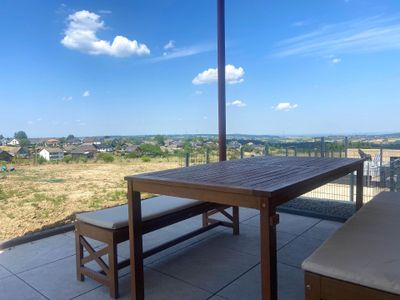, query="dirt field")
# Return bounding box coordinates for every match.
[0,158,180,240]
